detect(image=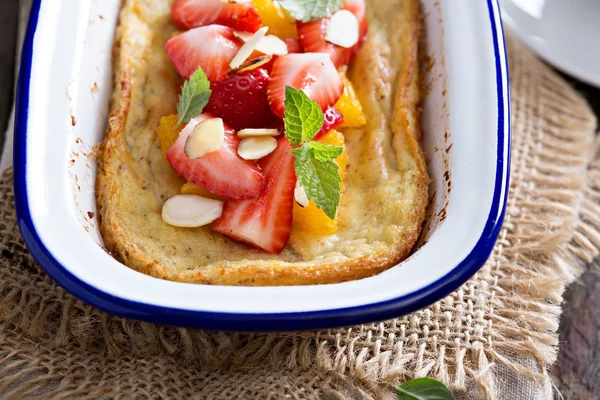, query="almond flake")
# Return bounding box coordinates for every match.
[237,136,278,160]
[325,10,359,49]
[229,26,269,69]
[256,35,289,56]
[161,194,224,228]
[294,182,309,208]
[237,128,280,139]
[184,118,225,159]
[228,54,273,75]
[233,31,254,42]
